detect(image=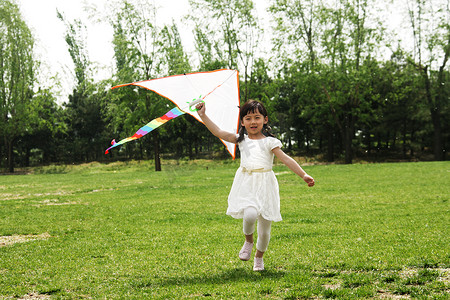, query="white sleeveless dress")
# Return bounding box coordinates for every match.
[226,135,283,222]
